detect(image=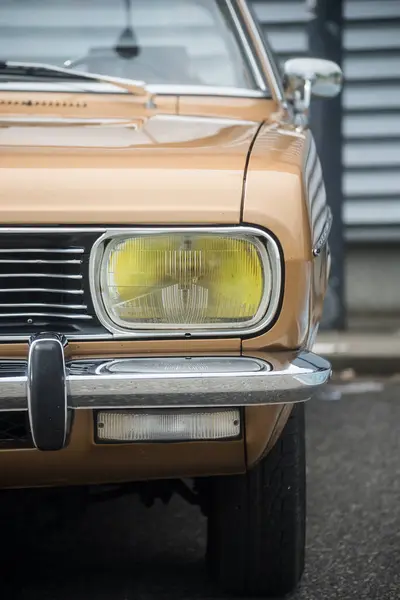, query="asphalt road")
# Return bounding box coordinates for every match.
[3,377,400,600]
